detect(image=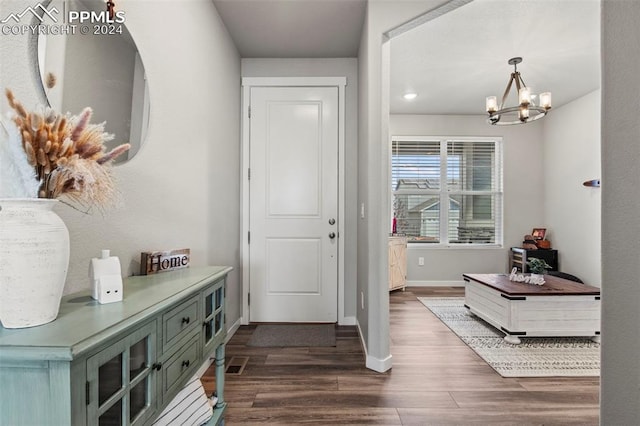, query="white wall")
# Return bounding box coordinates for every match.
[389,114,545,284]
[240,58,358,320]
[543,90,601,286]
[601,1,640,422]
[357,10,371,355]
[0,0,243,329]
[357,0,451,372]
[0,1,41,107]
